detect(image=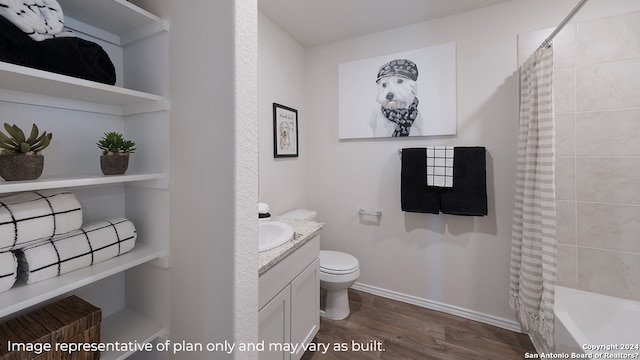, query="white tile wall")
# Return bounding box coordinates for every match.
[577,11,640,65]
[522,10,640,301]
[577,202,640,253]
[553,68,577,112]
[577,61,640,111]
[556,244,577,288]
[576,109,640,156]
[577,247,640,300]
[555,201,576,245]
[555,113,576,157]
[576,158,640,204]
[555,157,575,201]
